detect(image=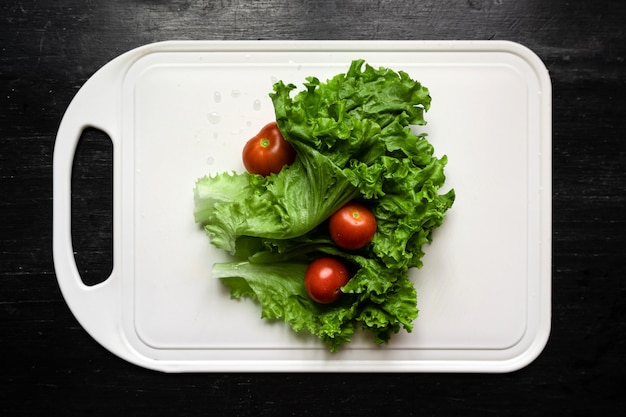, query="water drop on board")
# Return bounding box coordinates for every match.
[213,91,222,103]
[207,112,221,124]
[206,156,215,165]
[231,89,240,98]
[253,99,261,111]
